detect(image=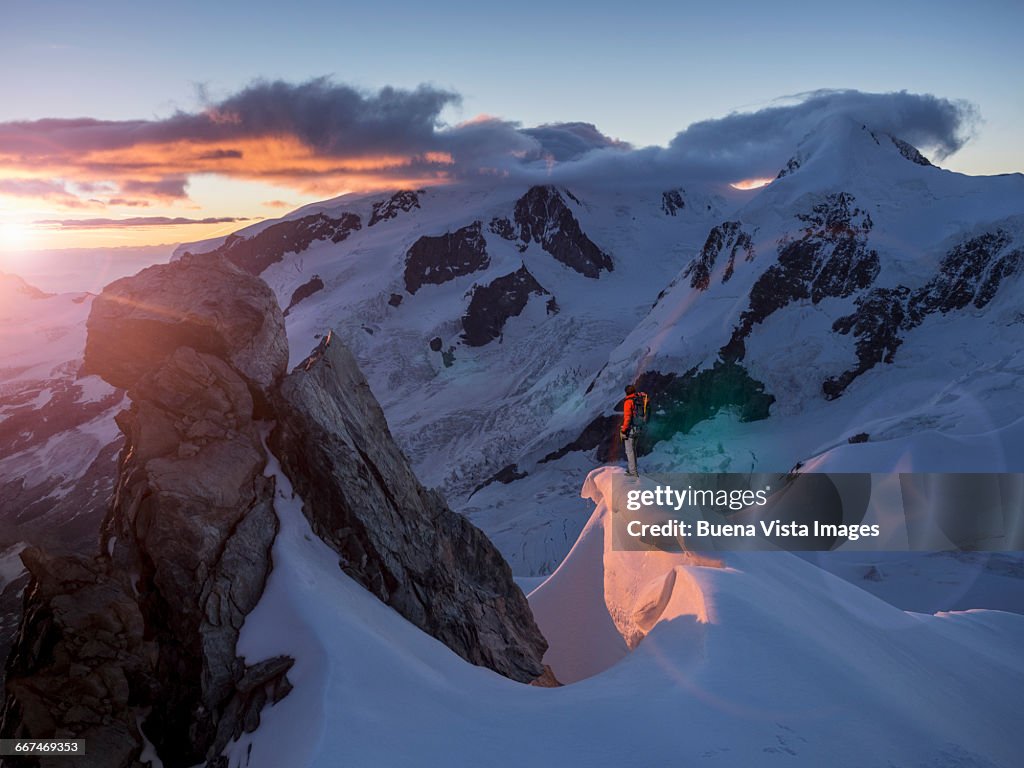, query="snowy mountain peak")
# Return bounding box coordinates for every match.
[773,116,937,187]
[490,185,614,278]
